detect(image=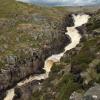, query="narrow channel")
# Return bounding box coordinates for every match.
[4,14,90,100]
